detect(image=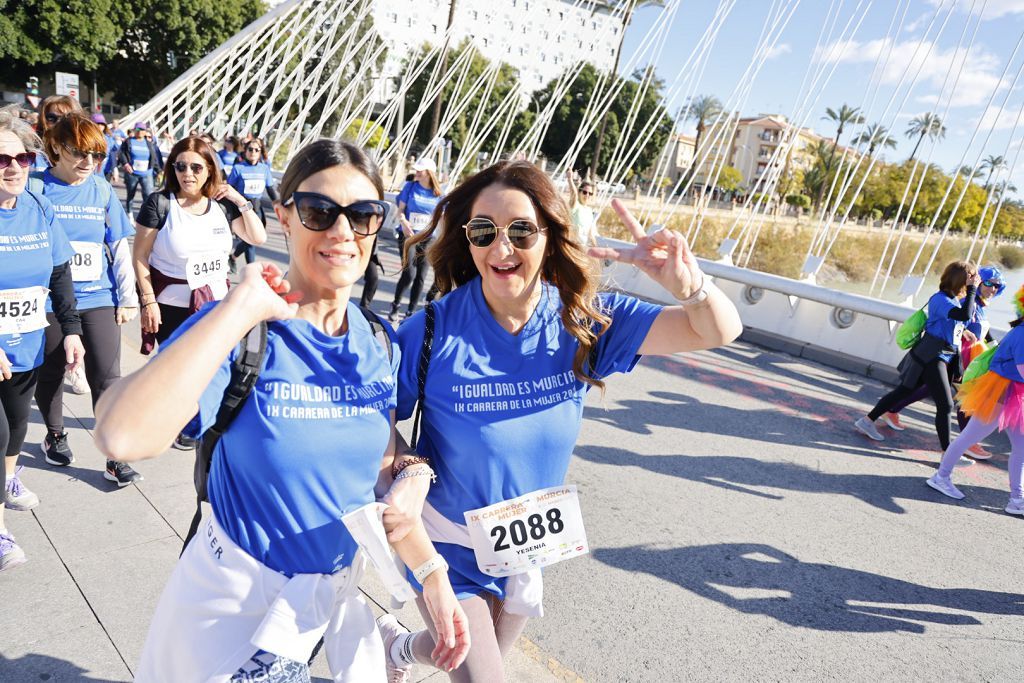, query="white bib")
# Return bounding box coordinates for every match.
[185,251,227,289]
[134,158,150,172]
[69,241,104,282]
[464,485,589,578]
[0,286,49,335]
[409,212,431,233]
[243,178,264,196]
